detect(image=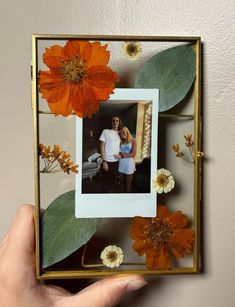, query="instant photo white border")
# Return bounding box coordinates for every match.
[75,88,159,218]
